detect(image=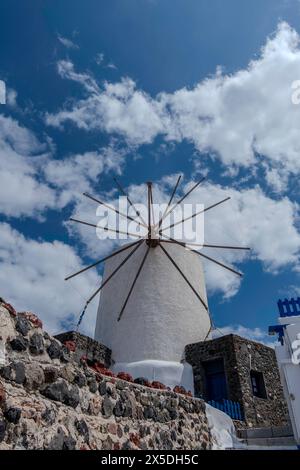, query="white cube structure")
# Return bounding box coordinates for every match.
[94,241,211,391]
[270,299,300,448]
